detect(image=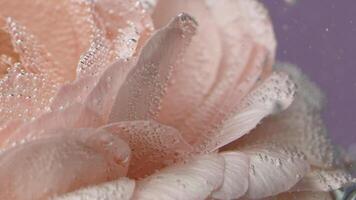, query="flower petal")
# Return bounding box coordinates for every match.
[103,120,193,179]
[94,0,153,40]
[2,103,103,147]
[133,154,225,200]
[242,144,310,199]
[231,64,339,168]
[201,71,296,152]
[5,18,65,83]
[212,151,249,200]
[0,129,130,200]
[108,13,197,122]
[0,0,96,79]
[263,192,333,200]
[292,169,354,192]
[152,0,222,128]
[175,0,276,144]
[52,178,135,200]
[206,0,276,59]
[0,18,19,76]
